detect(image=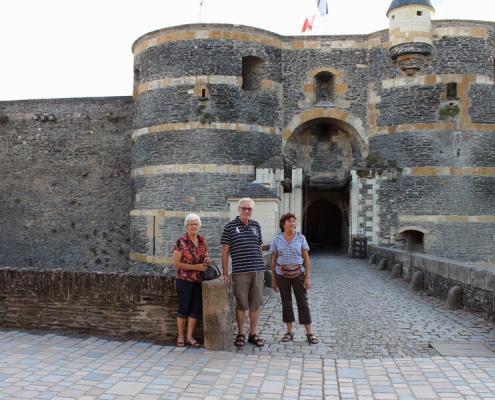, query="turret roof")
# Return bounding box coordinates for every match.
[387,0,433,15]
